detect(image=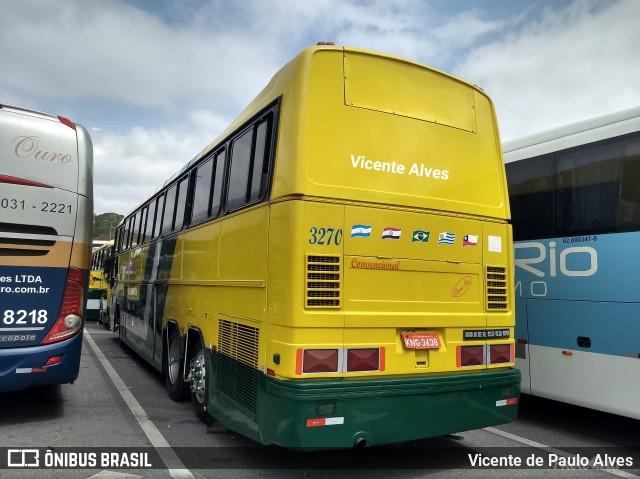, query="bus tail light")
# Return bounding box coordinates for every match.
[58,115,77,130]
[41,267,84,345]
[489,344,513,364]
[44,355,64,367]
[0,174,52,188]
[300,349,338,373]
[457,345,484,367]
[346,348,380,372]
